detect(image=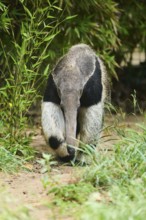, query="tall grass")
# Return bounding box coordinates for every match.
[0,1,62,158]
[80,121,146,219]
